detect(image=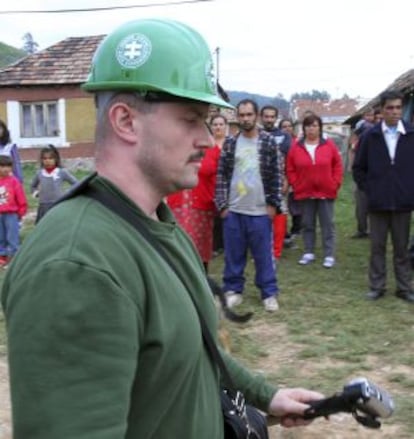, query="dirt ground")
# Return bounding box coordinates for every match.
[0,327,409,439]
[237,322,410,439]
[0,358,11,439]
